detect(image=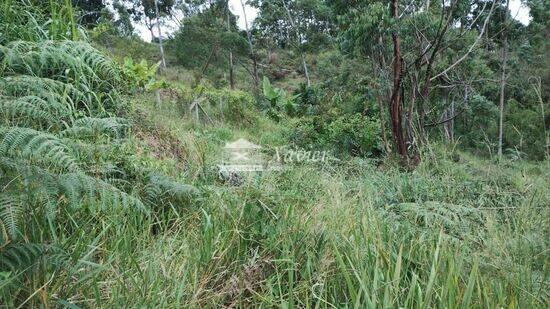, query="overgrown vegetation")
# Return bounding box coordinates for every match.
[0,0,548,308]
